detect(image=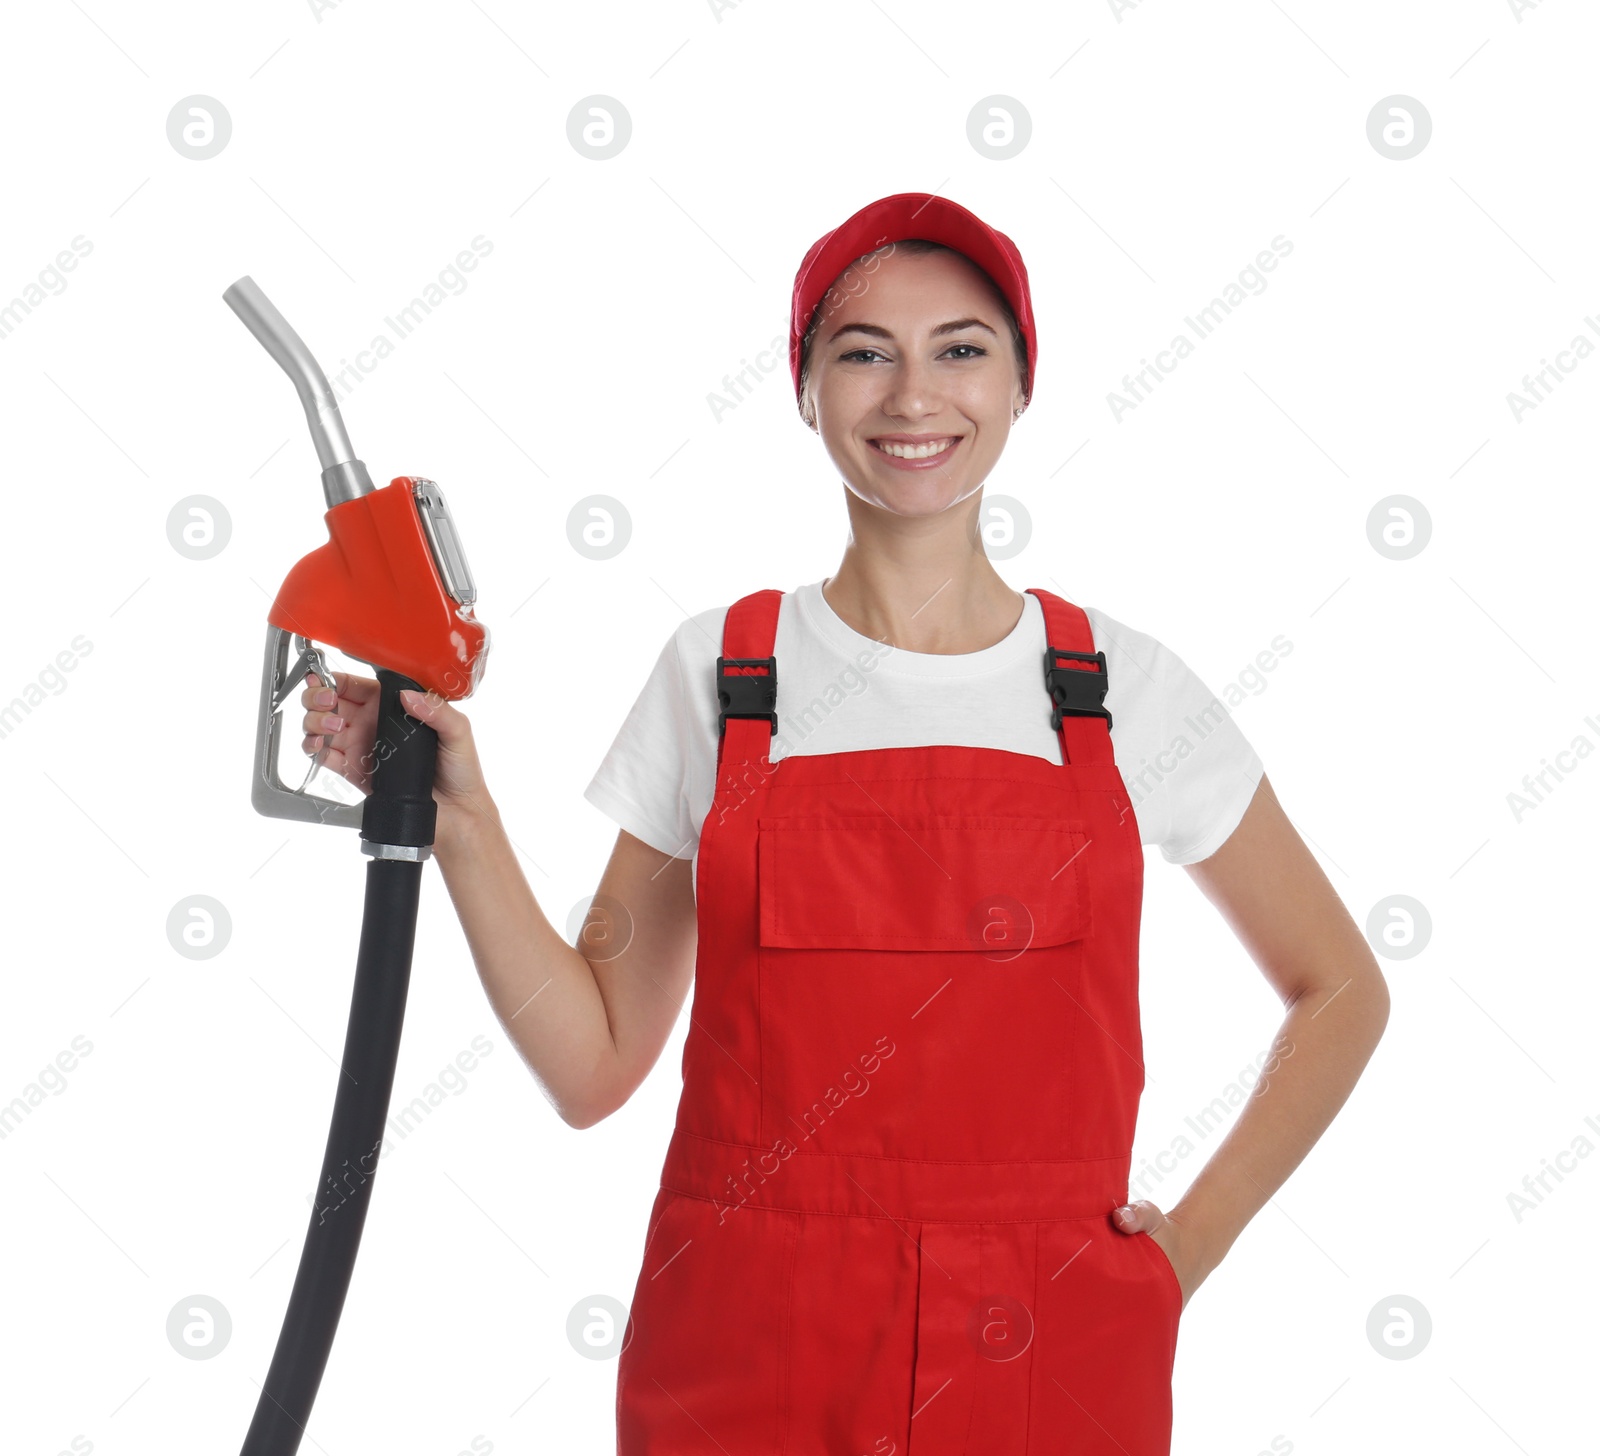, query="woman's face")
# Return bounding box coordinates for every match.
[804,246,1026,517]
